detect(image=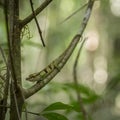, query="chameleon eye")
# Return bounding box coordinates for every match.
[40,71,46,76]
